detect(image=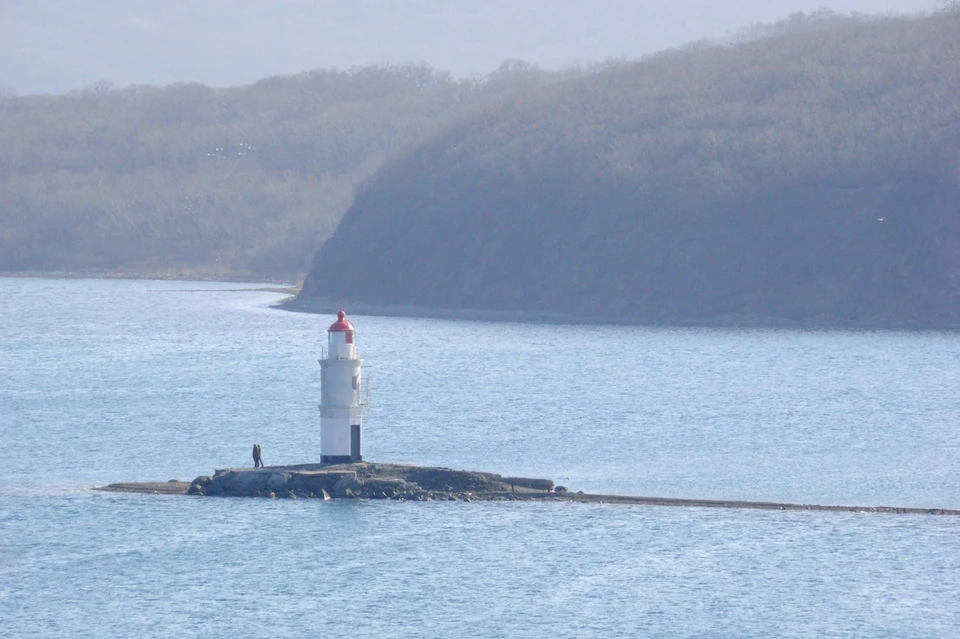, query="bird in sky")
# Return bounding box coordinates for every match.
[876,217,886,222]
